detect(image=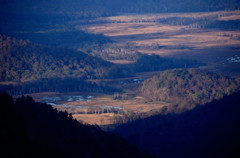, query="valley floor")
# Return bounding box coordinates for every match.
[10,10,240,127]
